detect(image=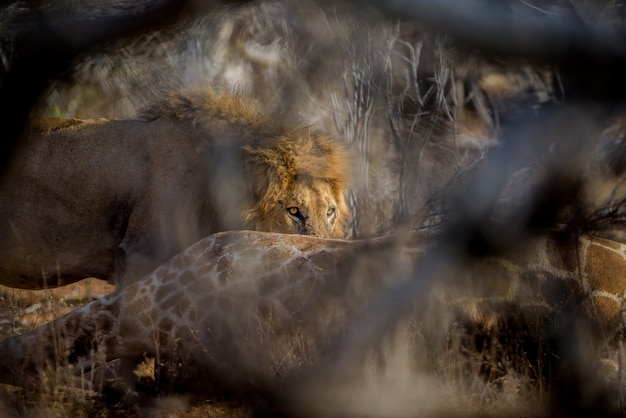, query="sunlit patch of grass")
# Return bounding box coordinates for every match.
[0,279,114,339]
